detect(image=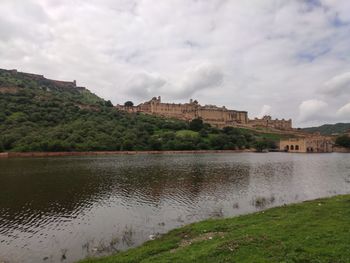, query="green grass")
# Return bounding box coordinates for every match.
[176,130,199,138]
[256,132,288,141]
[237,127,291,141]
[79,195,350,263]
